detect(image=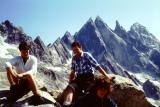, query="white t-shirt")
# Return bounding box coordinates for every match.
[5,55,37,75]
